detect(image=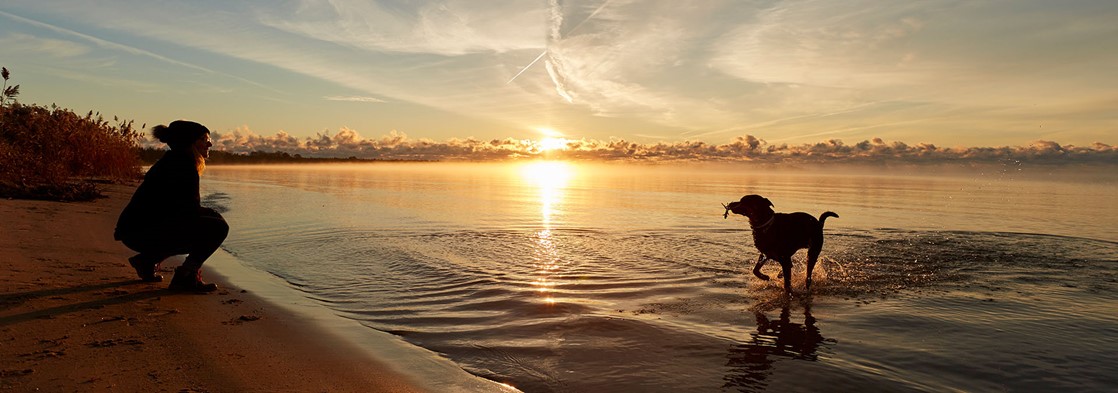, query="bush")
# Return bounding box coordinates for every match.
[0,68,143,201]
